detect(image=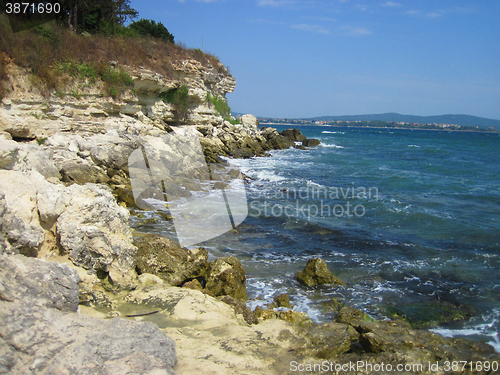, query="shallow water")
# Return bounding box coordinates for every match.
[131,126,500,352]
